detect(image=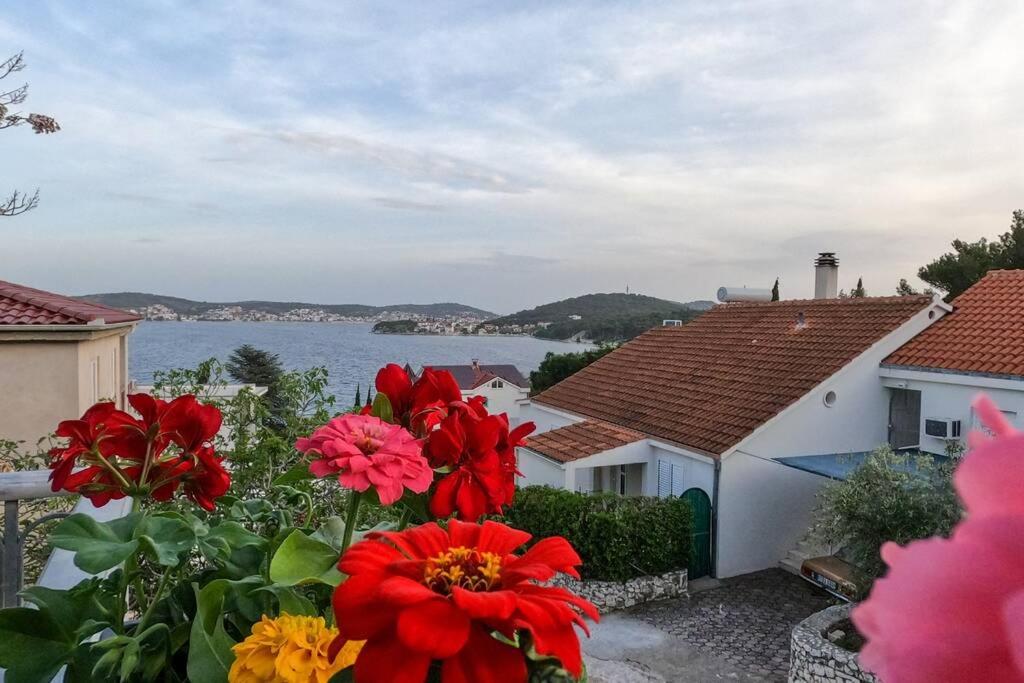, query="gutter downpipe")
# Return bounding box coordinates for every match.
[711,458,721,578]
